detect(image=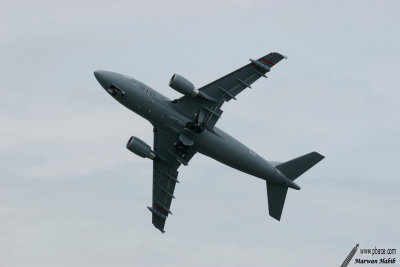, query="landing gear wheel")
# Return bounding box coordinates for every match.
[175,141,189,155]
